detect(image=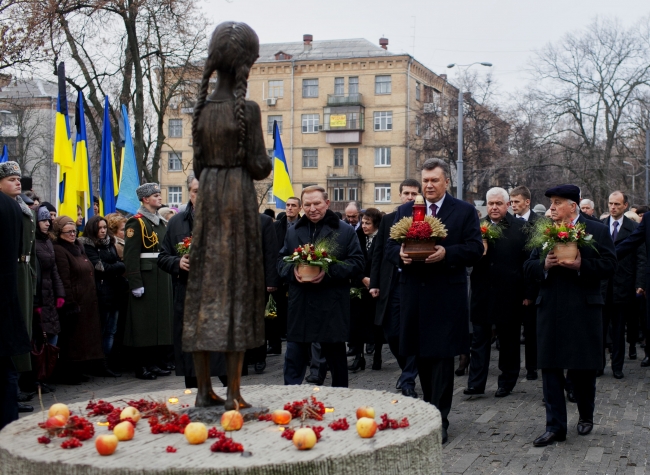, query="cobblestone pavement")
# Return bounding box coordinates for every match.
[23,344,650,474]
